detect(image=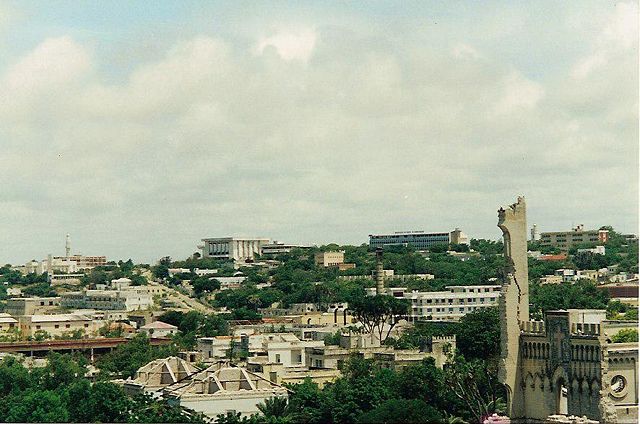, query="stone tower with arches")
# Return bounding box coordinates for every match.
[497,197,638,423]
